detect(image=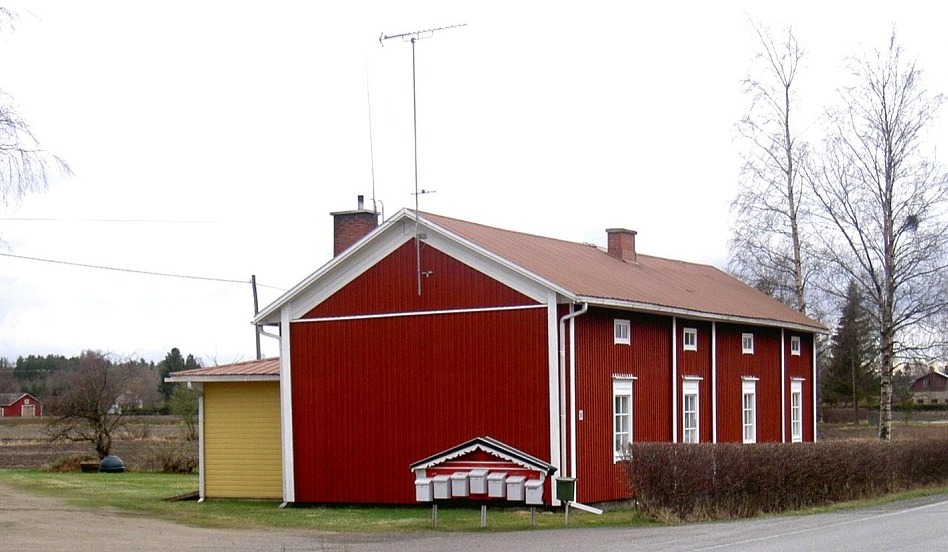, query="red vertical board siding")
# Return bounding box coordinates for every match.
[305,241,536,318]
[785,332,815,442]
[290,307,550,504]
[715,324,783,443]
[573,308,672,504]
[676,320,713,443]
